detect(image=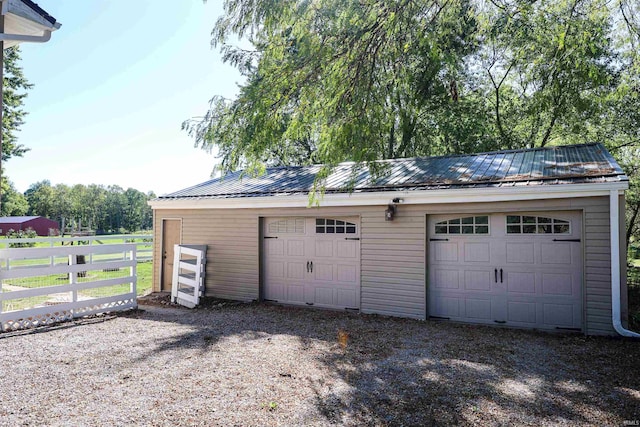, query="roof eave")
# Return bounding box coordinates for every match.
[149,180,629,210]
